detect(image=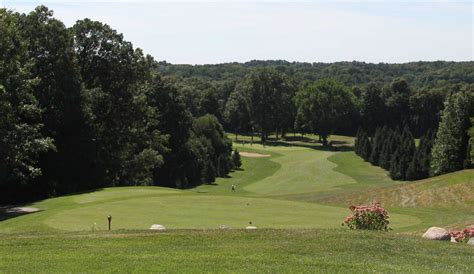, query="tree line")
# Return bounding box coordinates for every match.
[158,61,473,140]
[355,90,473,180]
[0,7,241,203]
